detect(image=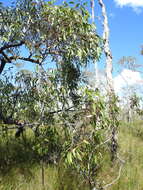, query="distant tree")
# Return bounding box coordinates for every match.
[118,56,139,71]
